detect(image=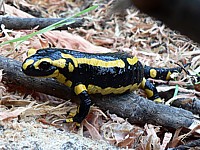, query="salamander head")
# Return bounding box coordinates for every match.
[22,48,64,77]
